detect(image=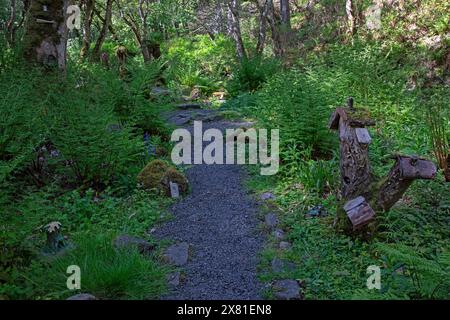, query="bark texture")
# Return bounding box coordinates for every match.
[92,0,113,61]
[227,0,247,60]
[80,0,95,60]
[330,98,437,235]
[23,0,69,70]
